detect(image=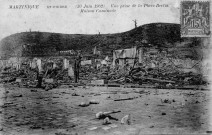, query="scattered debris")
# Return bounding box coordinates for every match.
[161,112,166,115]
[150,125,154,128]
[96,110,121,119]
[103,117,111,125]
[13,94,22,98]
[94,93,101,96]
[0,49,209,134]
[79,102,90,107]
[88,127,98,130]
[96,112,105,119]
[121,114,131,125]
[181,101,186,106]
[114,97,137,101]
[1,102,16,108]
[157,104,166,106]
[101,92,117,95]
[161,99,172,104]
[72,93,80,96]
[89,100,99,104]
[30,125,42,129]
[69,85,74,88]
[206,131,212,133]
[61,92,70,94]
[8,115,15,119]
